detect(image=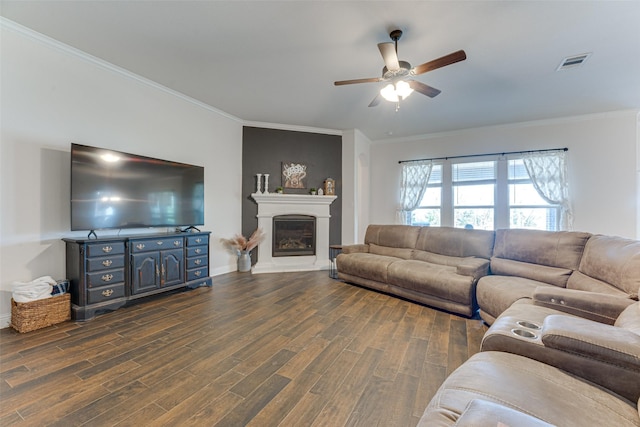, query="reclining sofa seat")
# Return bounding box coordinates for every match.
[476,228,592,324]
[337,225,495,317]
